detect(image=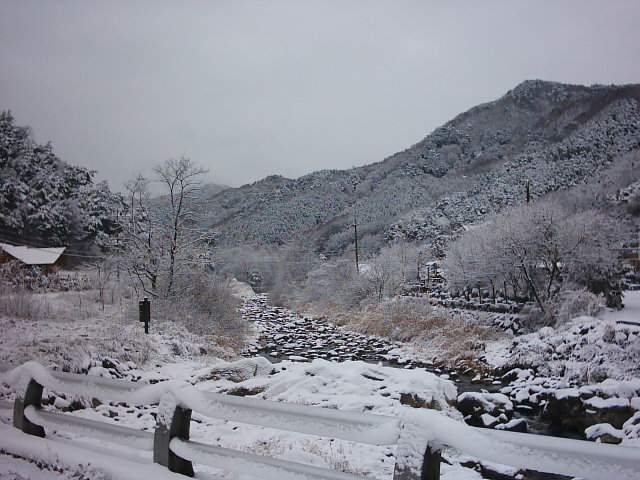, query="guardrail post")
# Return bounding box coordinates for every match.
[393,420,441,480]
[153,395,194,477]
[13,378,45,437]
[393,444,441,480]
[393,446,442,480]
